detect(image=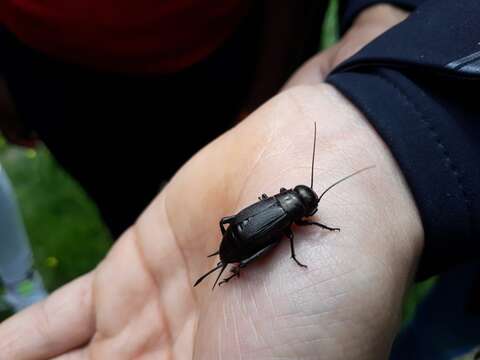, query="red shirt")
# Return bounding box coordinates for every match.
[0,0,248,74]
